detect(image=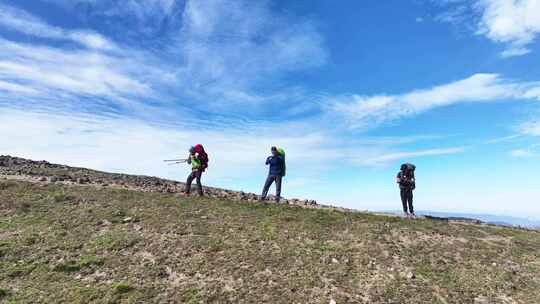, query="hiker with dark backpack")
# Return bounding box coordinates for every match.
[182,144,208,196]
[397,163,416,218]
[260,146,285,203]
